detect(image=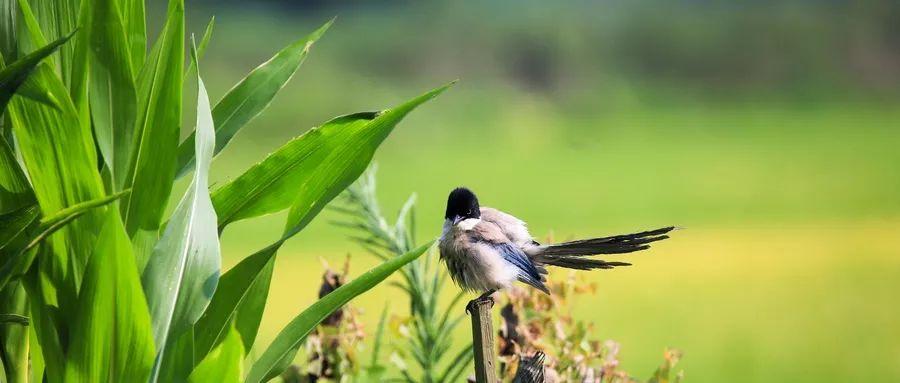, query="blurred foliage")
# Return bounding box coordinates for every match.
[497,270,683,383]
